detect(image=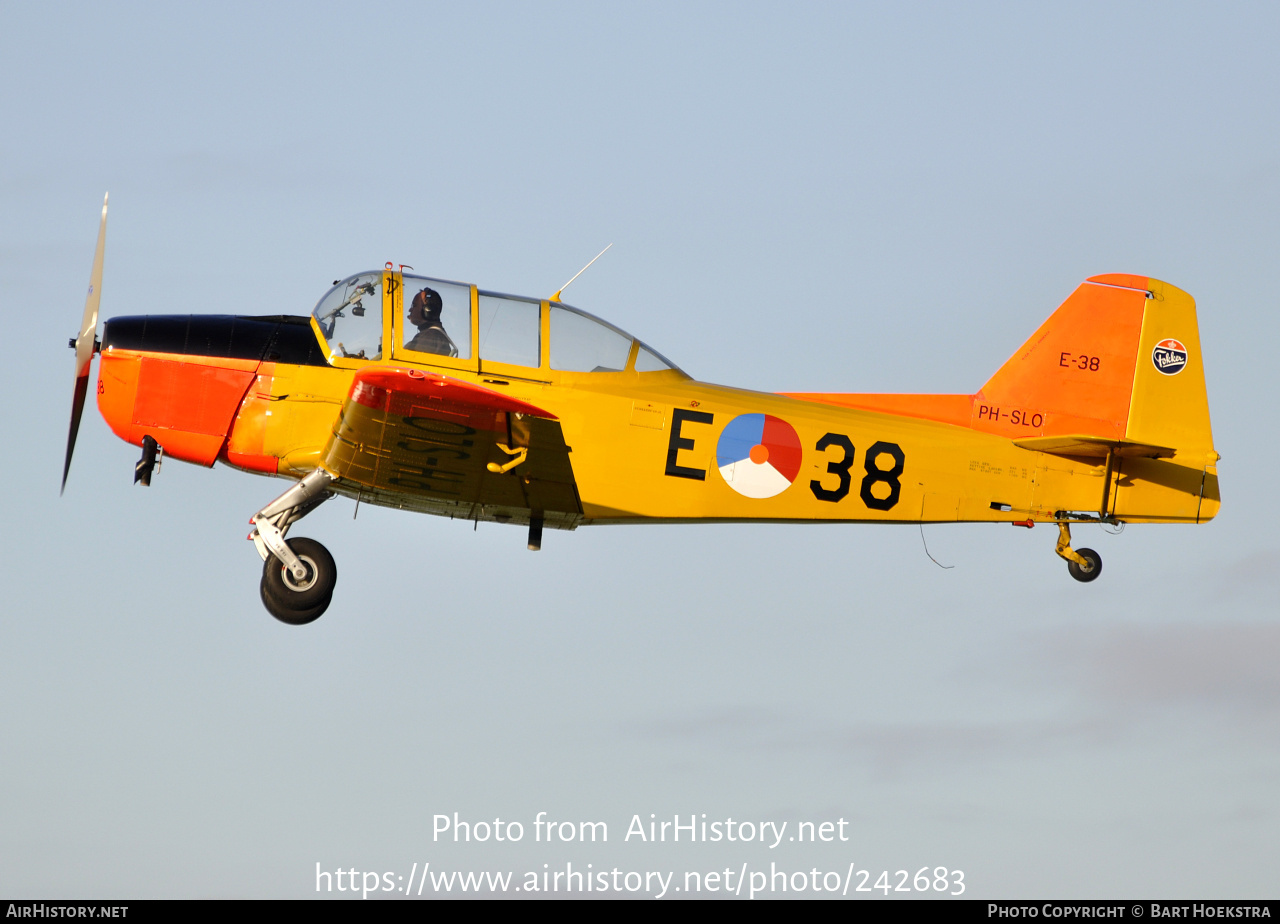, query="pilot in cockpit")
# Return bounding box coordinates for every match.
[406,287,458,357]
